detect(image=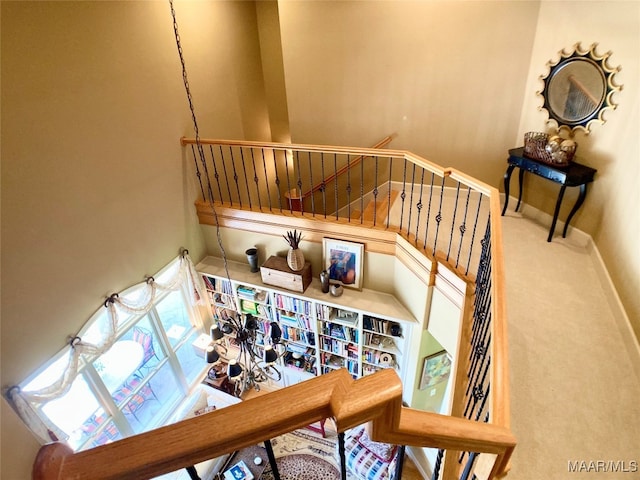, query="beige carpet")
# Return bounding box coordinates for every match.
[501,210,640,479]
